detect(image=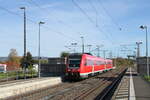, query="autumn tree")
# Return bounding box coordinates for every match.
[7,49,21,70]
